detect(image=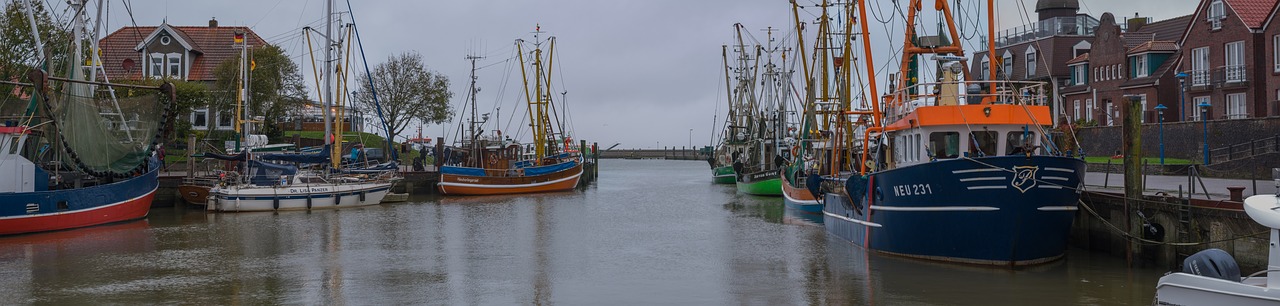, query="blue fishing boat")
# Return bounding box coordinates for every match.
[805,0,1085,266]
